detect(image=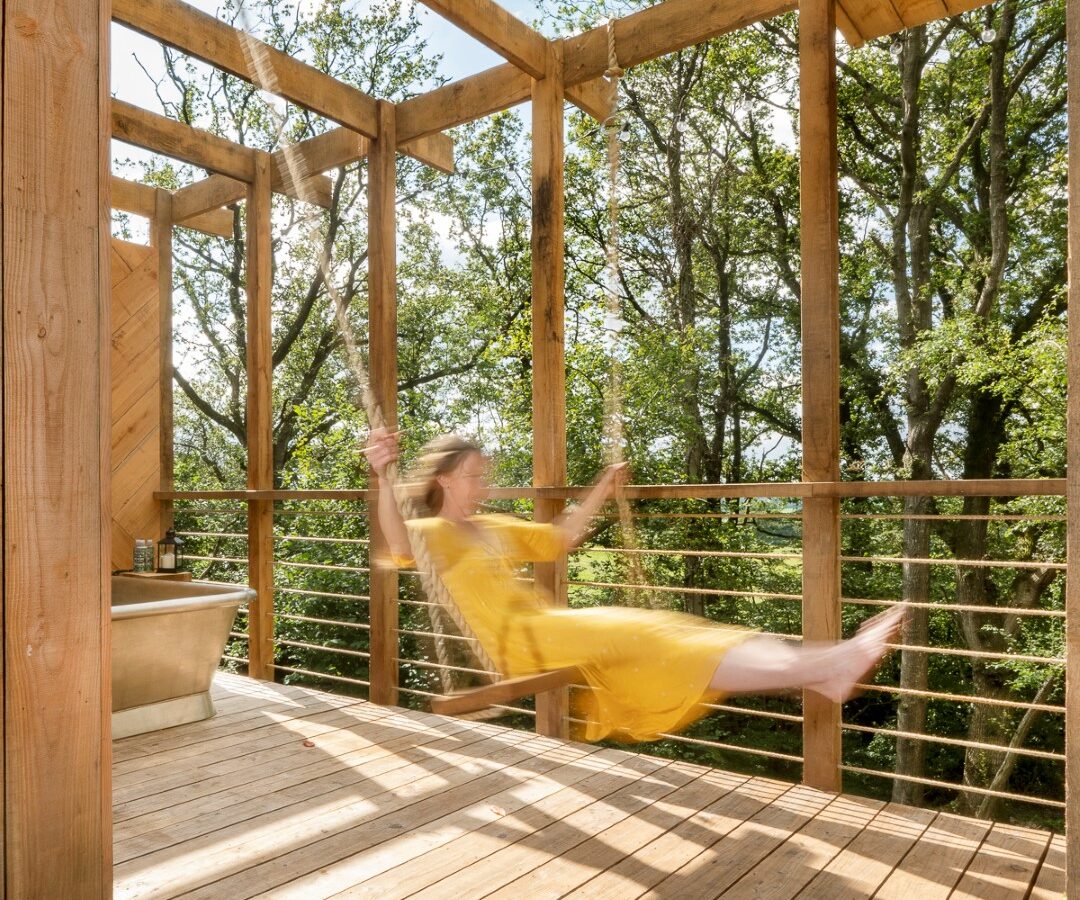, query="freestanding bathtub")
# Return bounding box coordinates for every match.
[111,575,256,739]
